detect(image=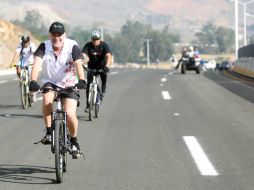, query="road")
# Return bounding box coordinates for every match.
[0,68,254,190]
